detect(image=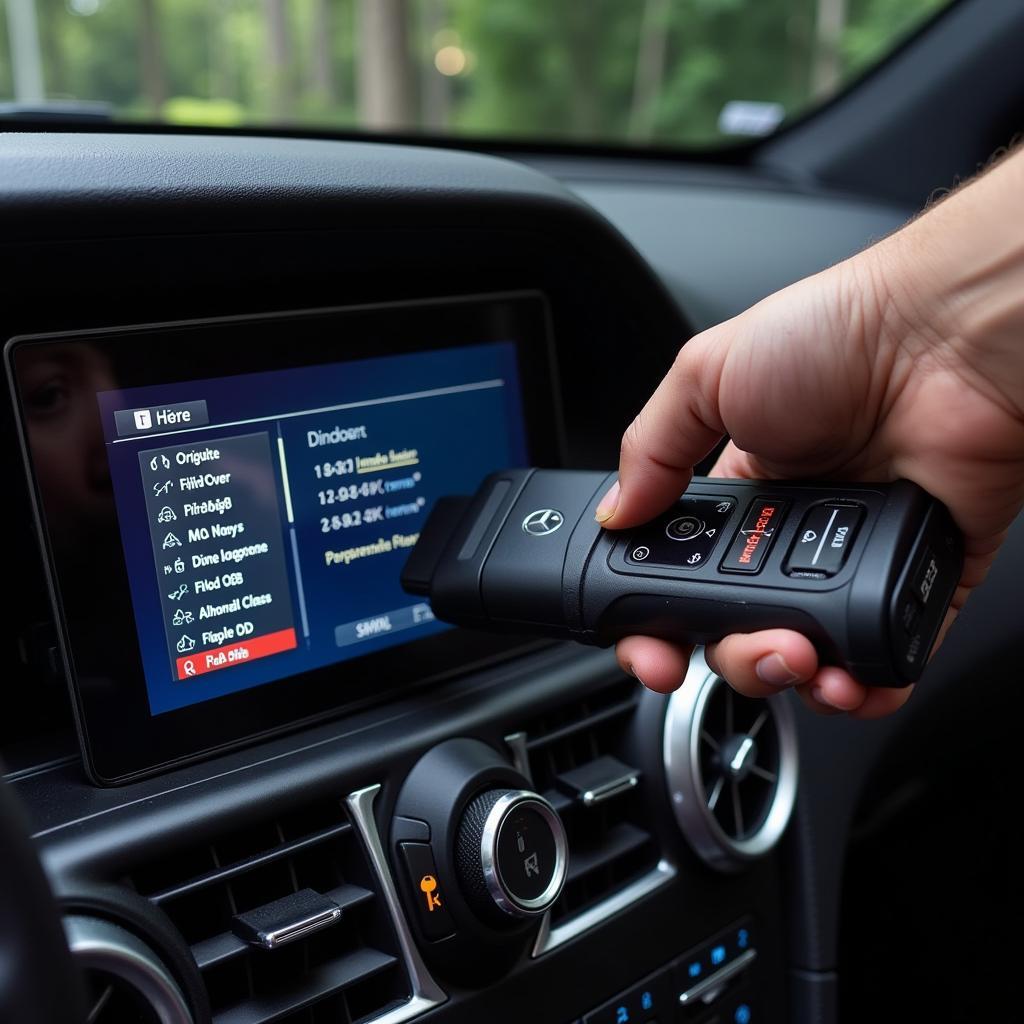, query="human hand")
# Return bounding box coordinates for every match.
[595,156,1024,716]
